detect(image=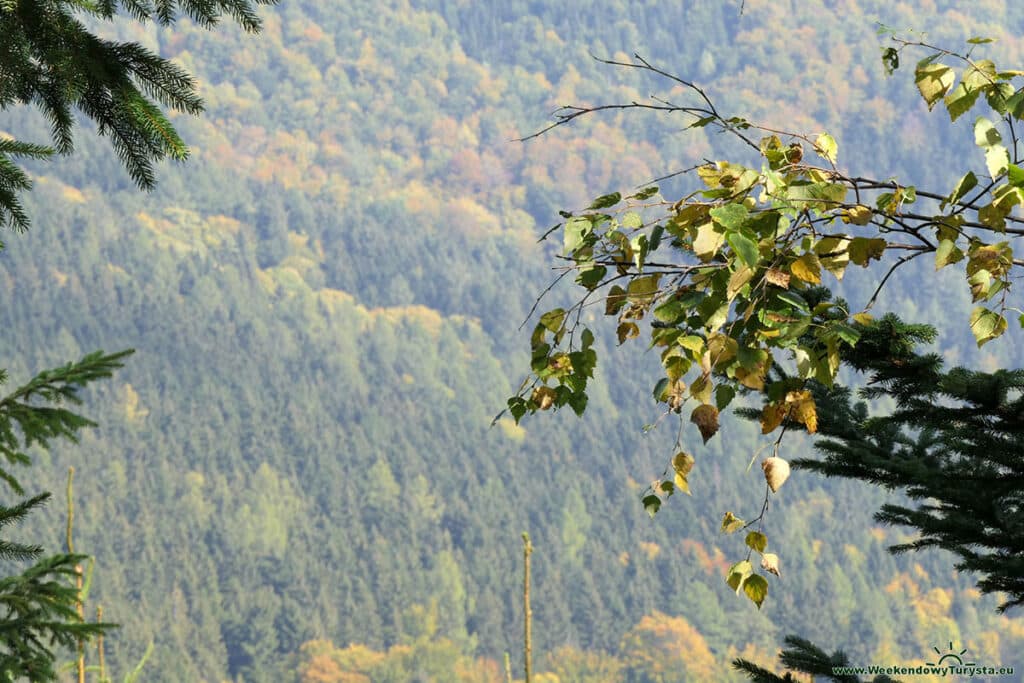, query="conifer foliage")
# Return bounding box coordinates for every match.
[733,635,899,683]
[1,0,276,678]
[0,0,279,230]
[0,351,131,681]
[789,314,1024,612]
